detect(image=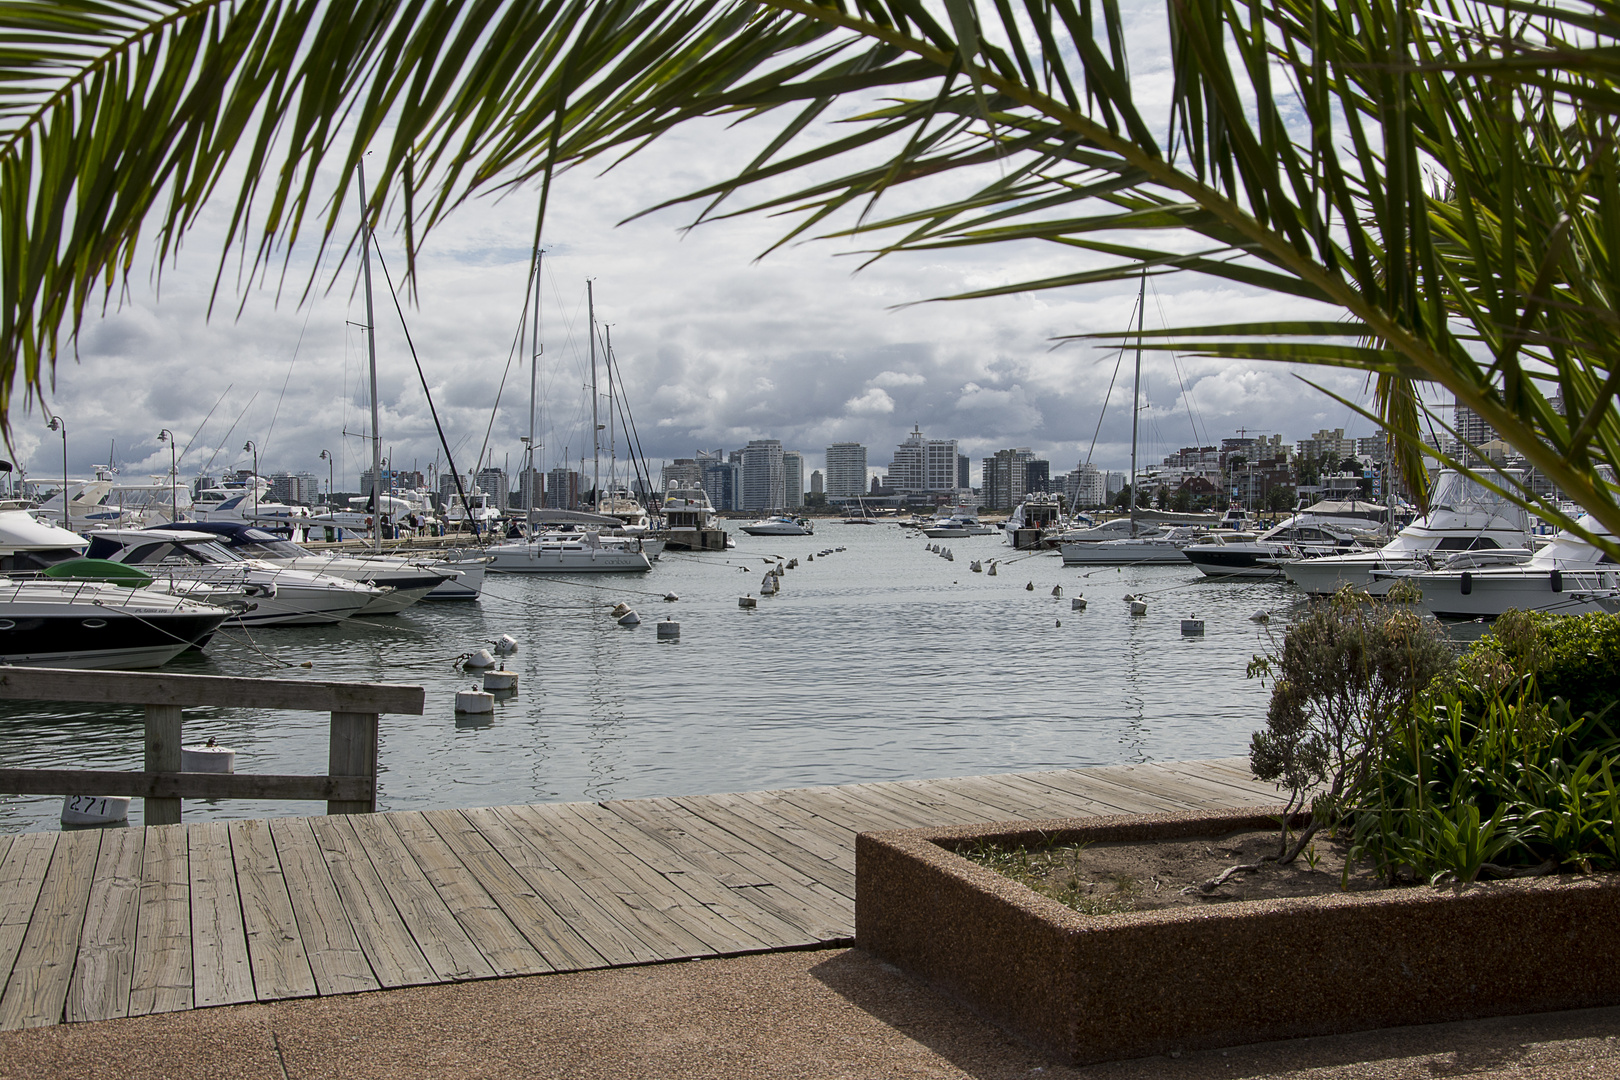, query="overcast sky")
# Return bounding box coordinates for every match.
[13,5,1399,495]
